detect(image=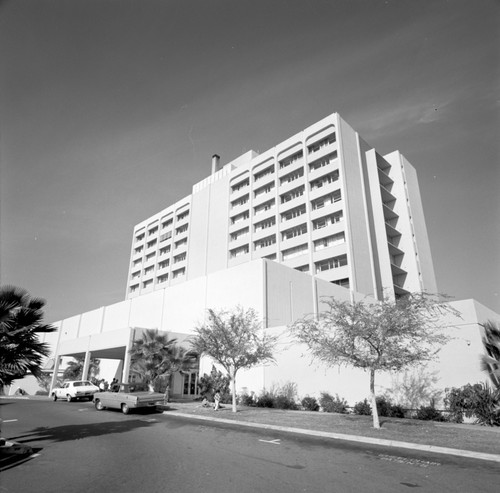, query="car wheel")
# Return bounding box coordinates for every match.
[52,393,57,402]
[95,399,104,411]
[121,403,130,415]
[66,394,72,402]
